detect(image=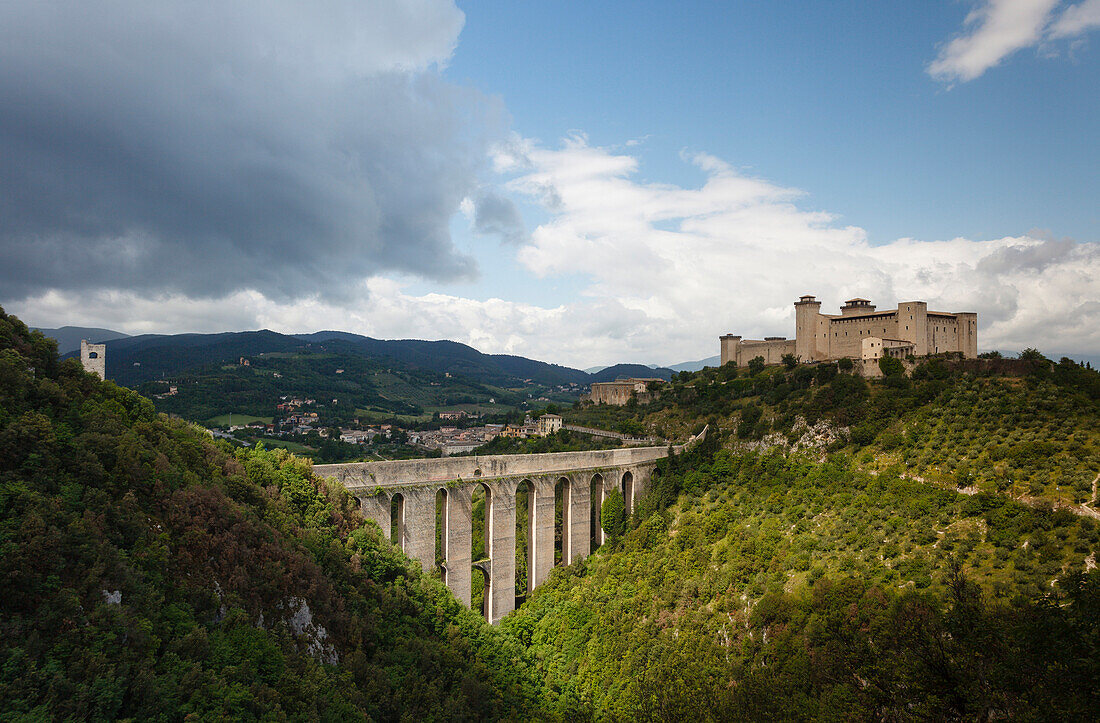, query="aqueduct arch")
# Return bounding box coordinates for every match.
[316,444,693,623]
